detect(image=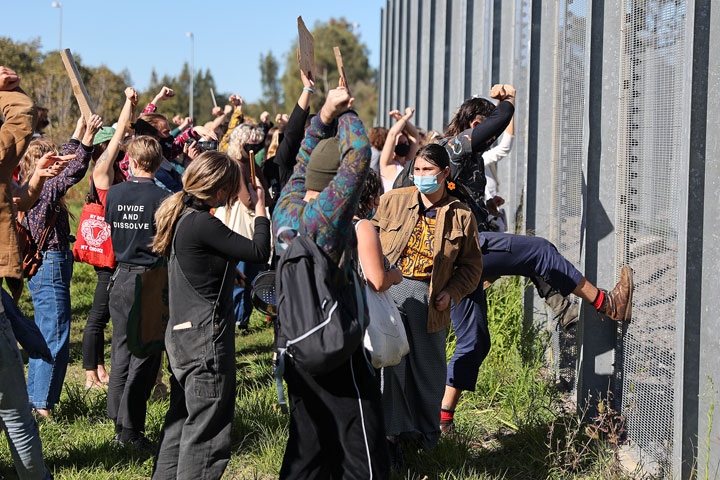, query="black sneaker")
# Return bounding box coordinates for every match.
[387,436,405,473]
[119,434,154,452]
